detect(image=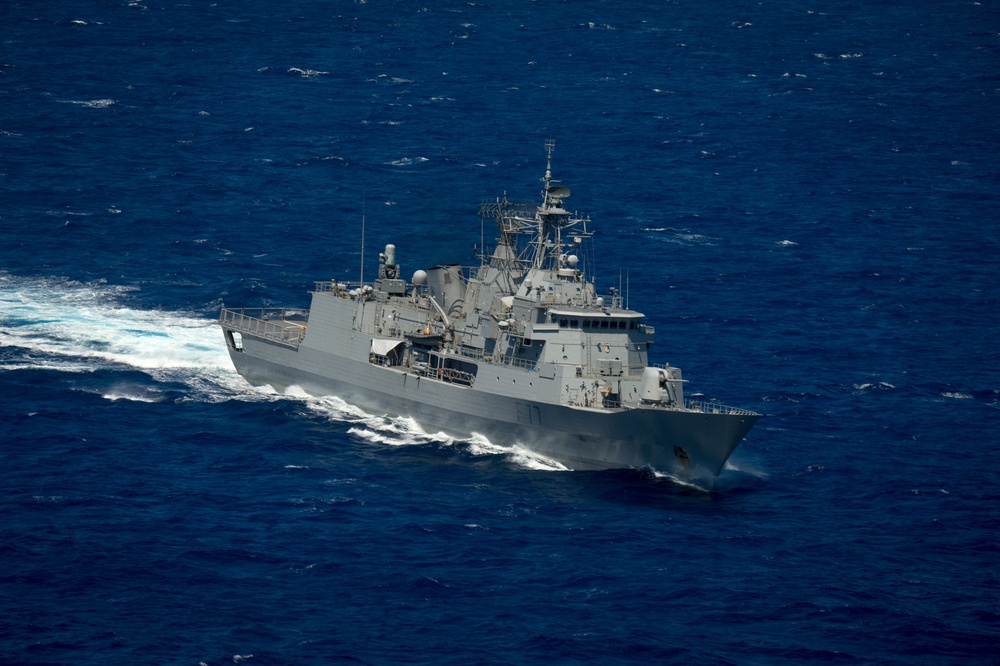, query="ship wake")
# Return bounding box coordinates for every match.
[1,273,725,478]
[0,273,569,473]
[0,273,247,400]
